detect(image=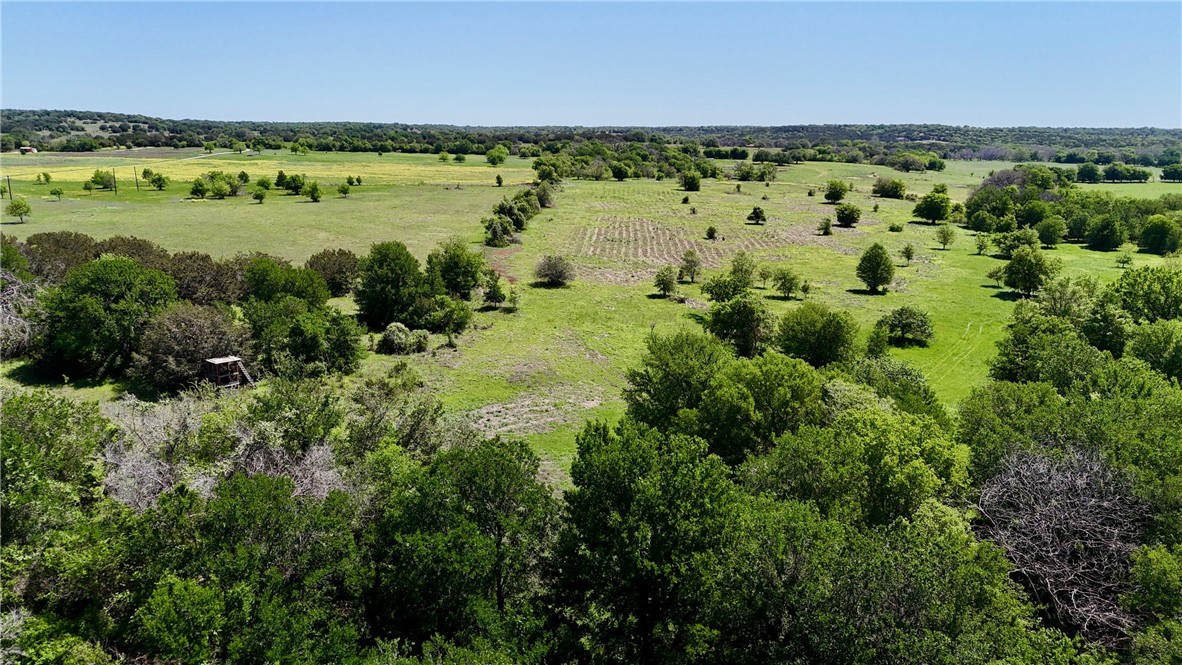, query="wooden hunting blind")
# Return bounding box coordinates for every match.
[203,356,255,388]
